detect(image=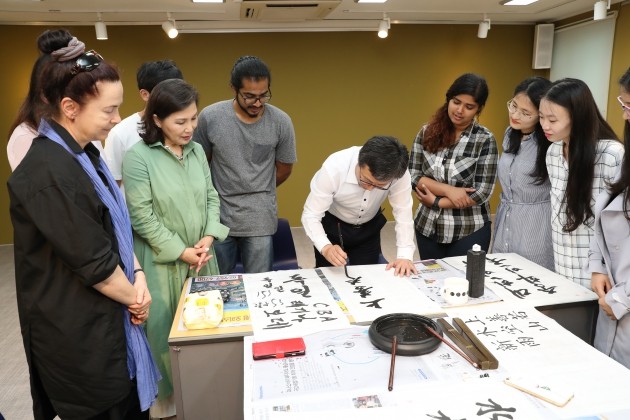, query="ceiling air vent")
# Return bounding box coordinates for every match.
[241,0,341,21]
